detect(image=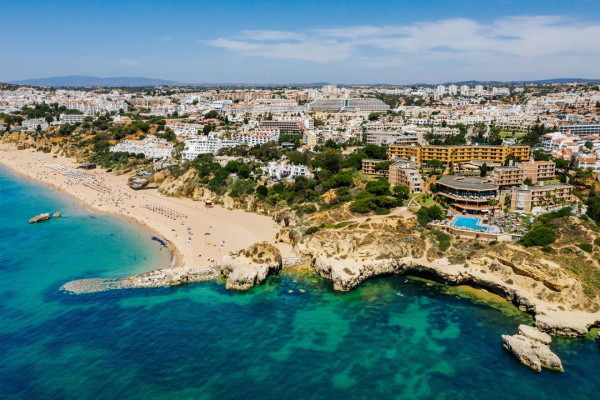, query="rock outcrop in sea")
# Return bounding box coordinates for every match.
[219,241,283,290]
[502,325,563,372]
[62,241,283,294]
[29,213,50,223]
